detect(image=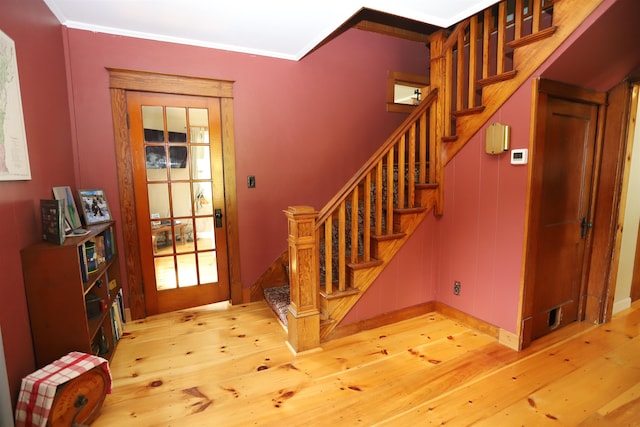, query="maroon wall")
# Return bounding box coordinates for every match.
[0,0,75,405]
[436,82,532,332]
[63,27,429,298]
